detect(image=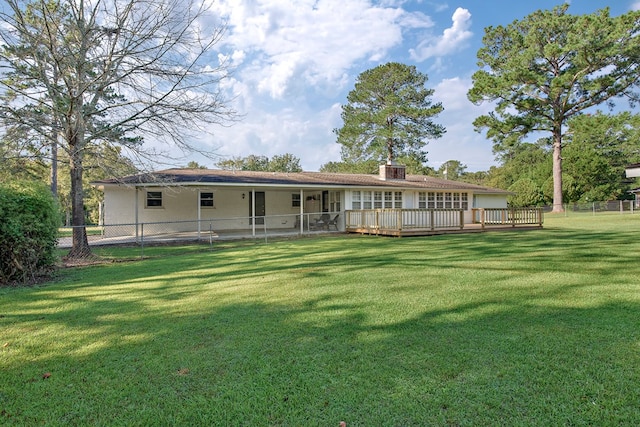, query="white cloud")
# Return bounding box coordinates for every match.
[210,0,433,99]
[631,1,640,11]
[409,7,472,62]
[198,101,343,171]
[428,77,497,171]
